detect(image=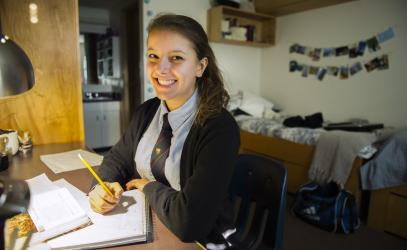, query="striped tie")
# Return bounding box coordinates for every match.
[151,113,172,186]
